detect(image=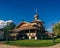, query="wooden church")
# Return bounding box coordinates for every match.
[9,9,48,40]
